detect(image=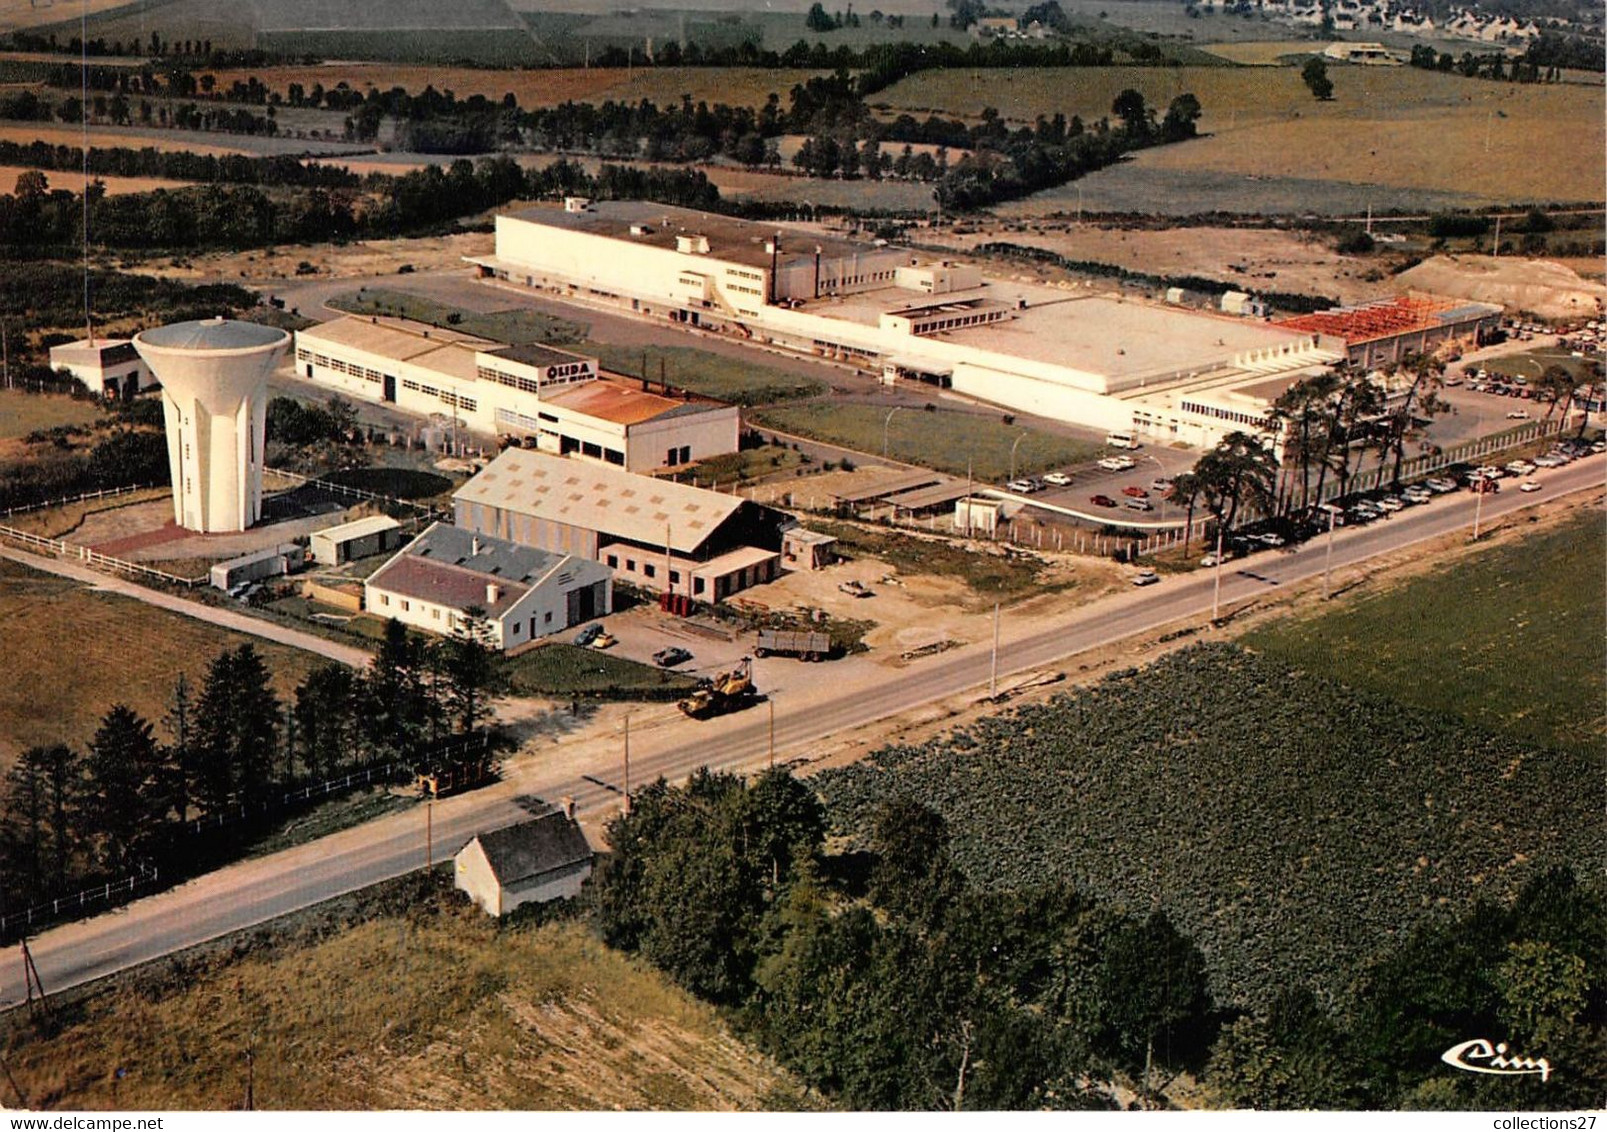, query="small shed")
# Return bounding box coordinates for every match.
[955,496,1004,536]
[782,526,837,571]
[1221,292,1268,318]
[48,337,152,399]
[455,810,594,917]
[210,543,305,591]
[310,514,404,566]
